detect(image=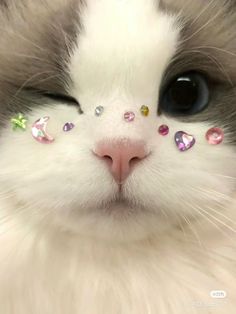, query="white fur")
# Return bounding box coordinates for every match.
[0,0,235,313]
